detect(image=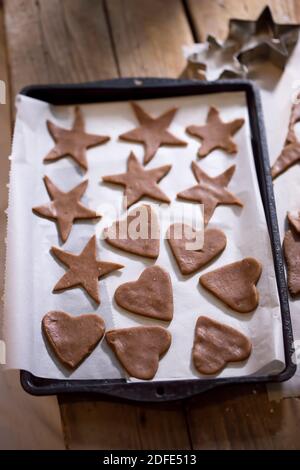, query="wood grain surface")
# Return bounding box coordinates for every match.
[1,0,300,450]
